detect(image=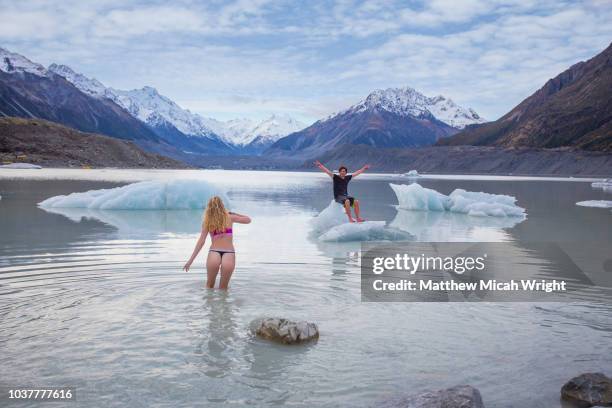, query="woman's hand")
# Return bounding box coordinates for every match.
[183,260,192,272]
